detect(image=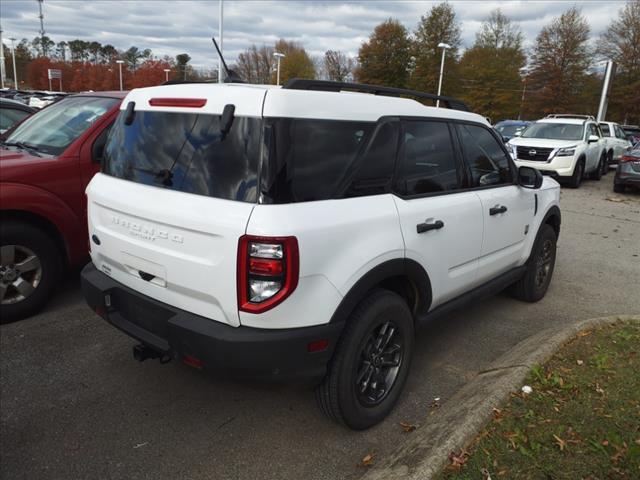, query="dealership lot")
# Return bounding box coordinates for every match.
[1,175,638,480]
